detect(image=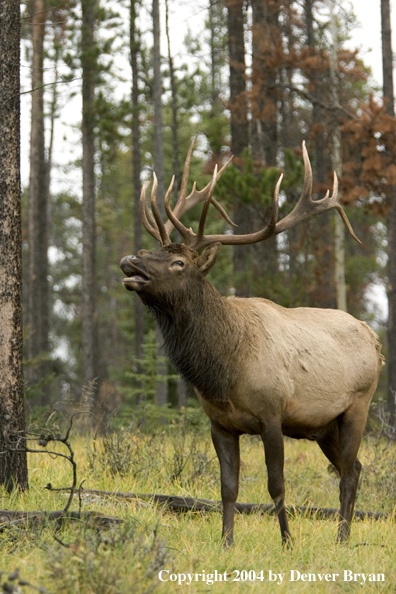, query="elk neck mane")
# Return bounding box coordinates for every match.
[142,275,259,403]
